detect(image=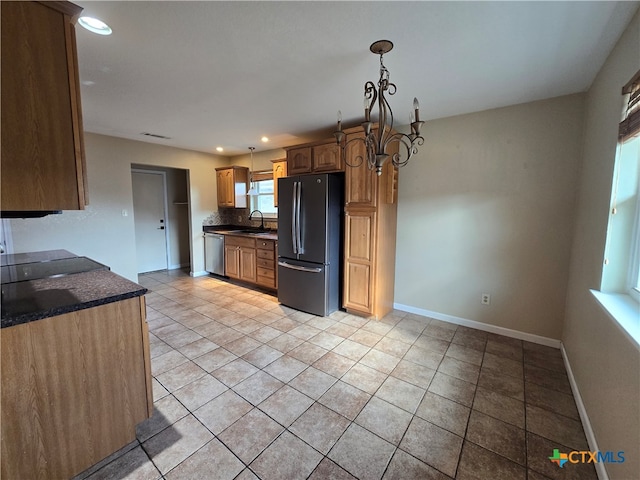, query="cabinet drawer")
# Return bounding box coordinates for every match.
[257,275,276,288]
[257,267,275,279]
[256,249,274,260]
[257,258,273,269]
[225,235,256,248]
[256,239,275,251]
